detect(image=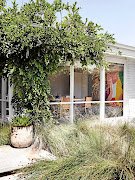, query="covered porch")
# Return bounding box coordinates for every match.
[1,43,131,124]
